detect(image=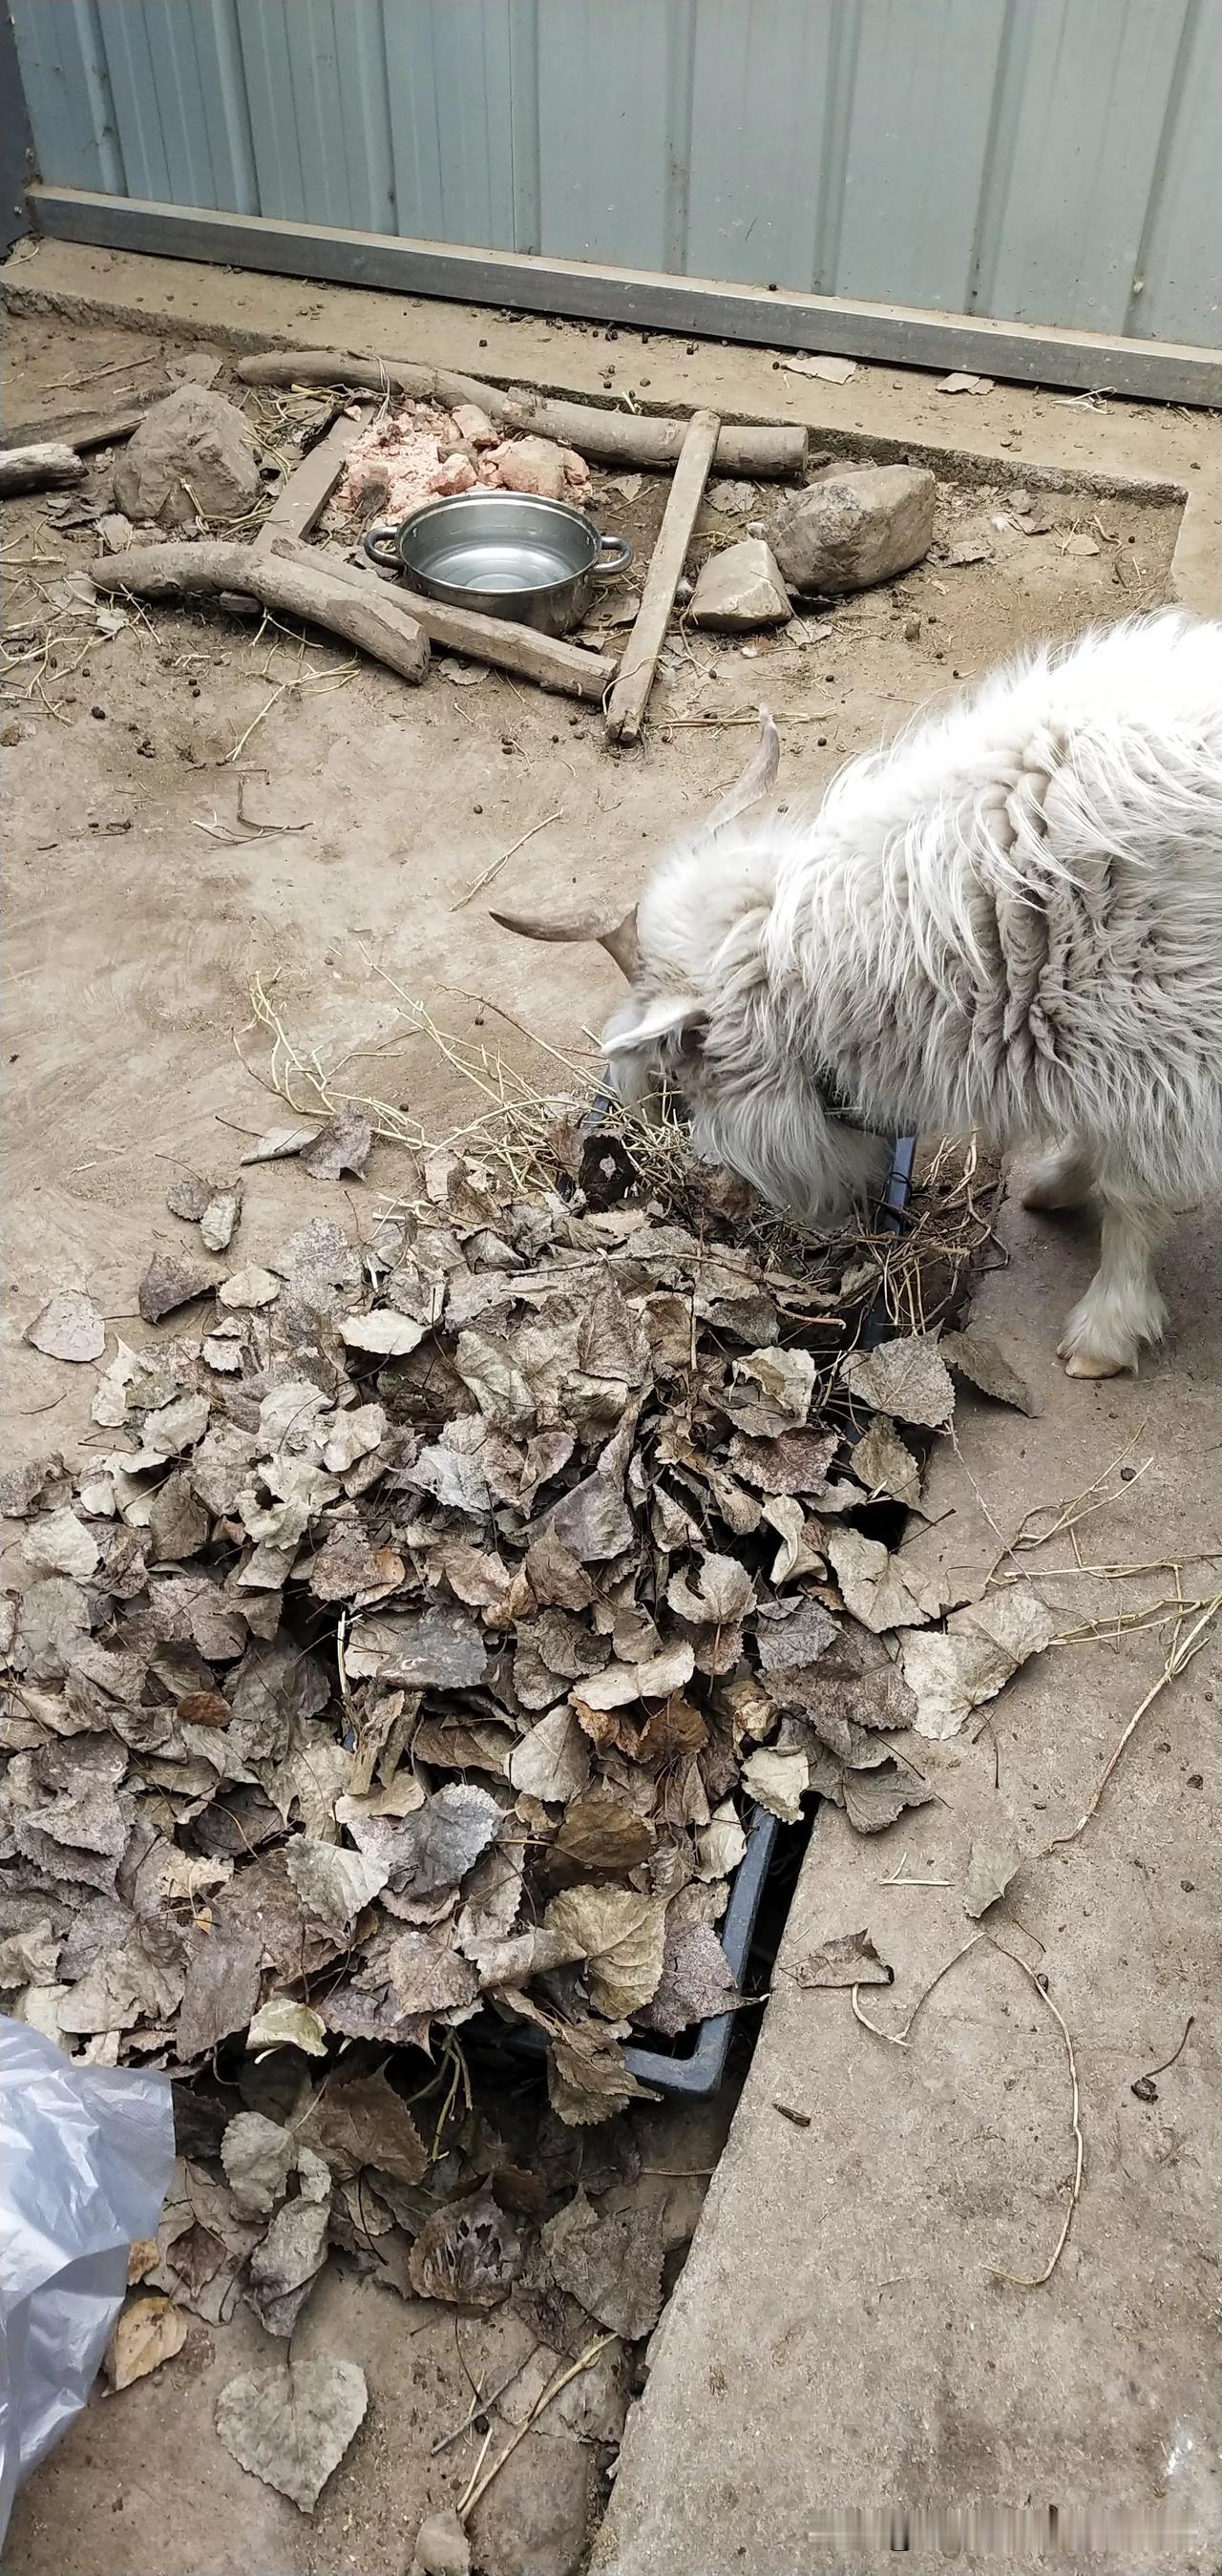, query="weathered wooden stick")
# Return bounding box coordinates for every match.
[604,410,720,746]
[0,395,161,456]
[90,539,429,684]
[268,534,616,702]
[235,350,806,478]
[498,388,802,480]
[0,443,85,496]
[254,409,369,551]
